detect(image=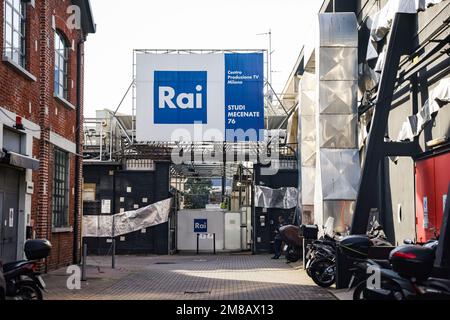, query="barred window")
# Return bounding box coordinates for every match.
[52,149,70,228]
[54,31,69,99]
[3,0,26,67]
